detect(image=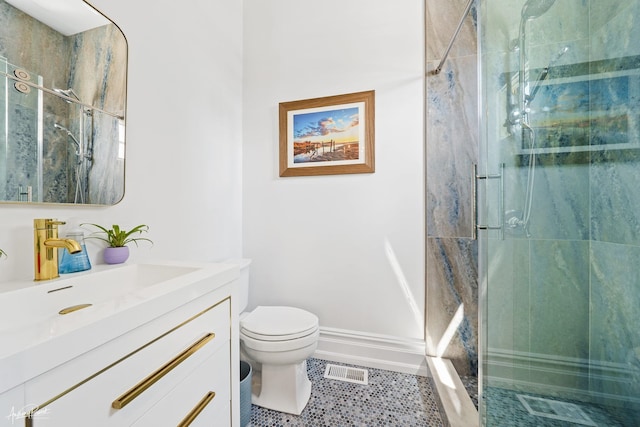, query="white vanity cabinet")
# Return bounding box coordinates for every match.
[22,289,234,426]
[132,347,230,426]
